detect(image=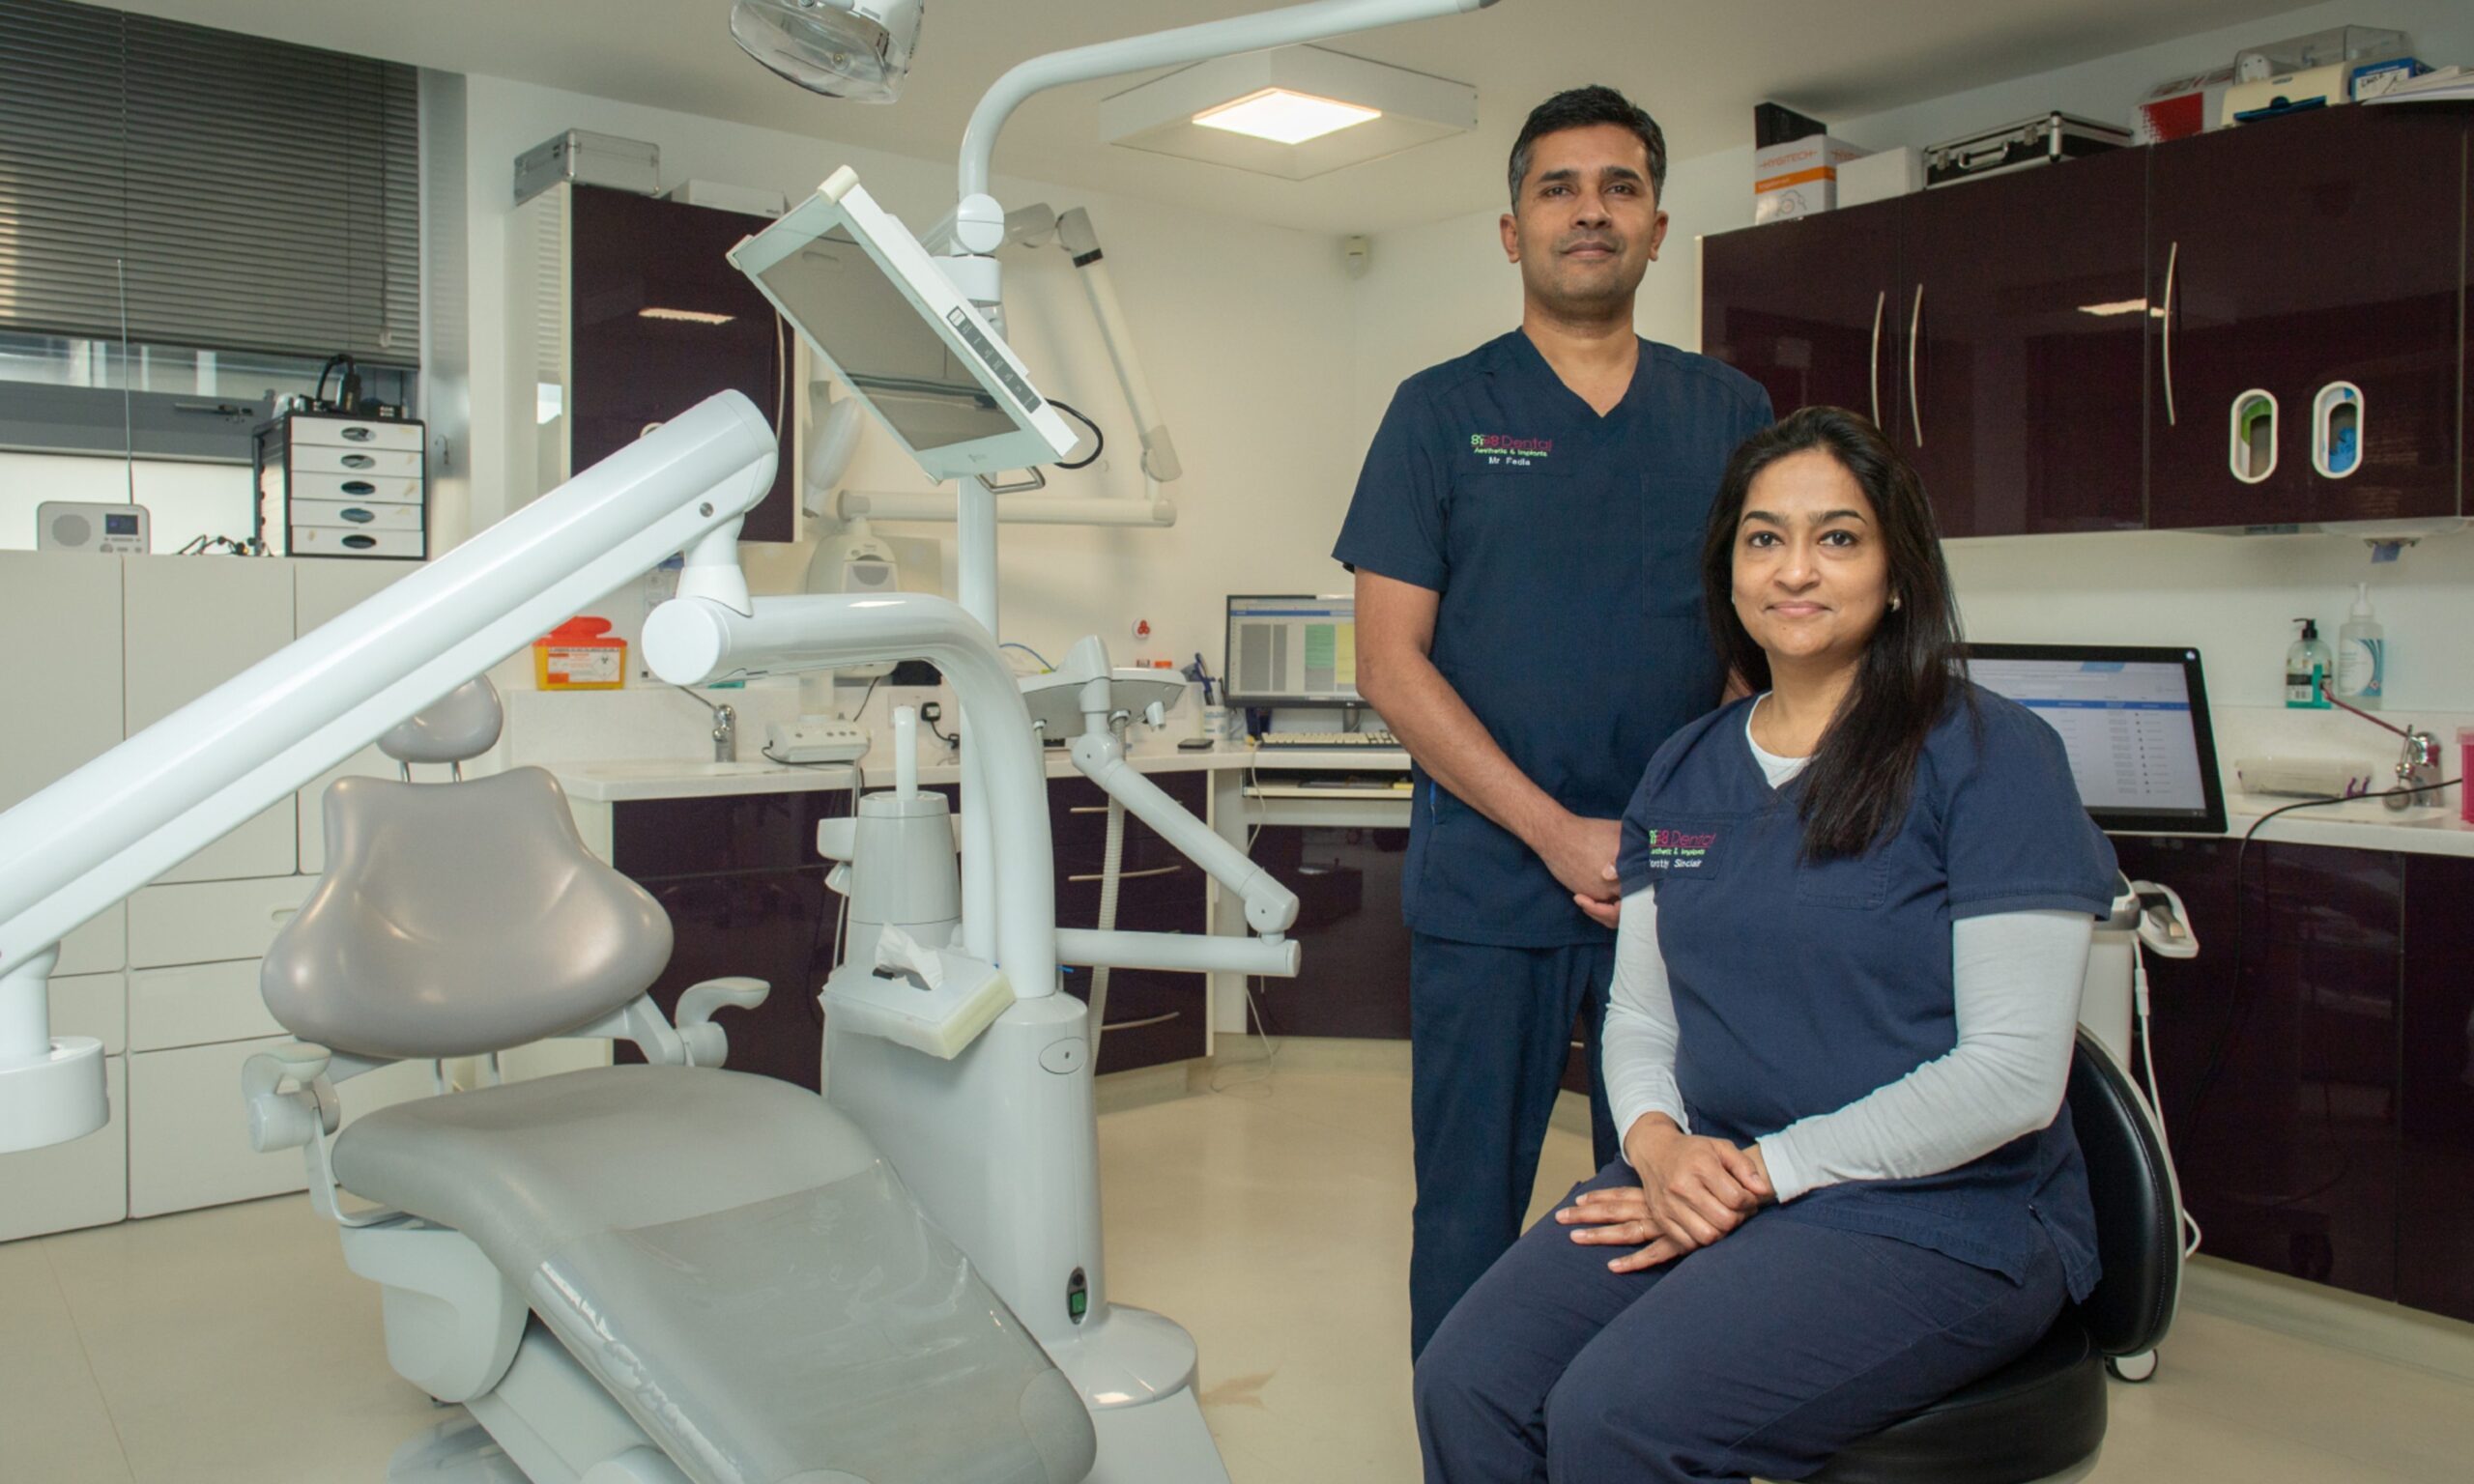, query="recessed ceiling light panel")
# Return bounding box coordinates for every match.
[1193,88,1382,145]
[1103,45,1475,181]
